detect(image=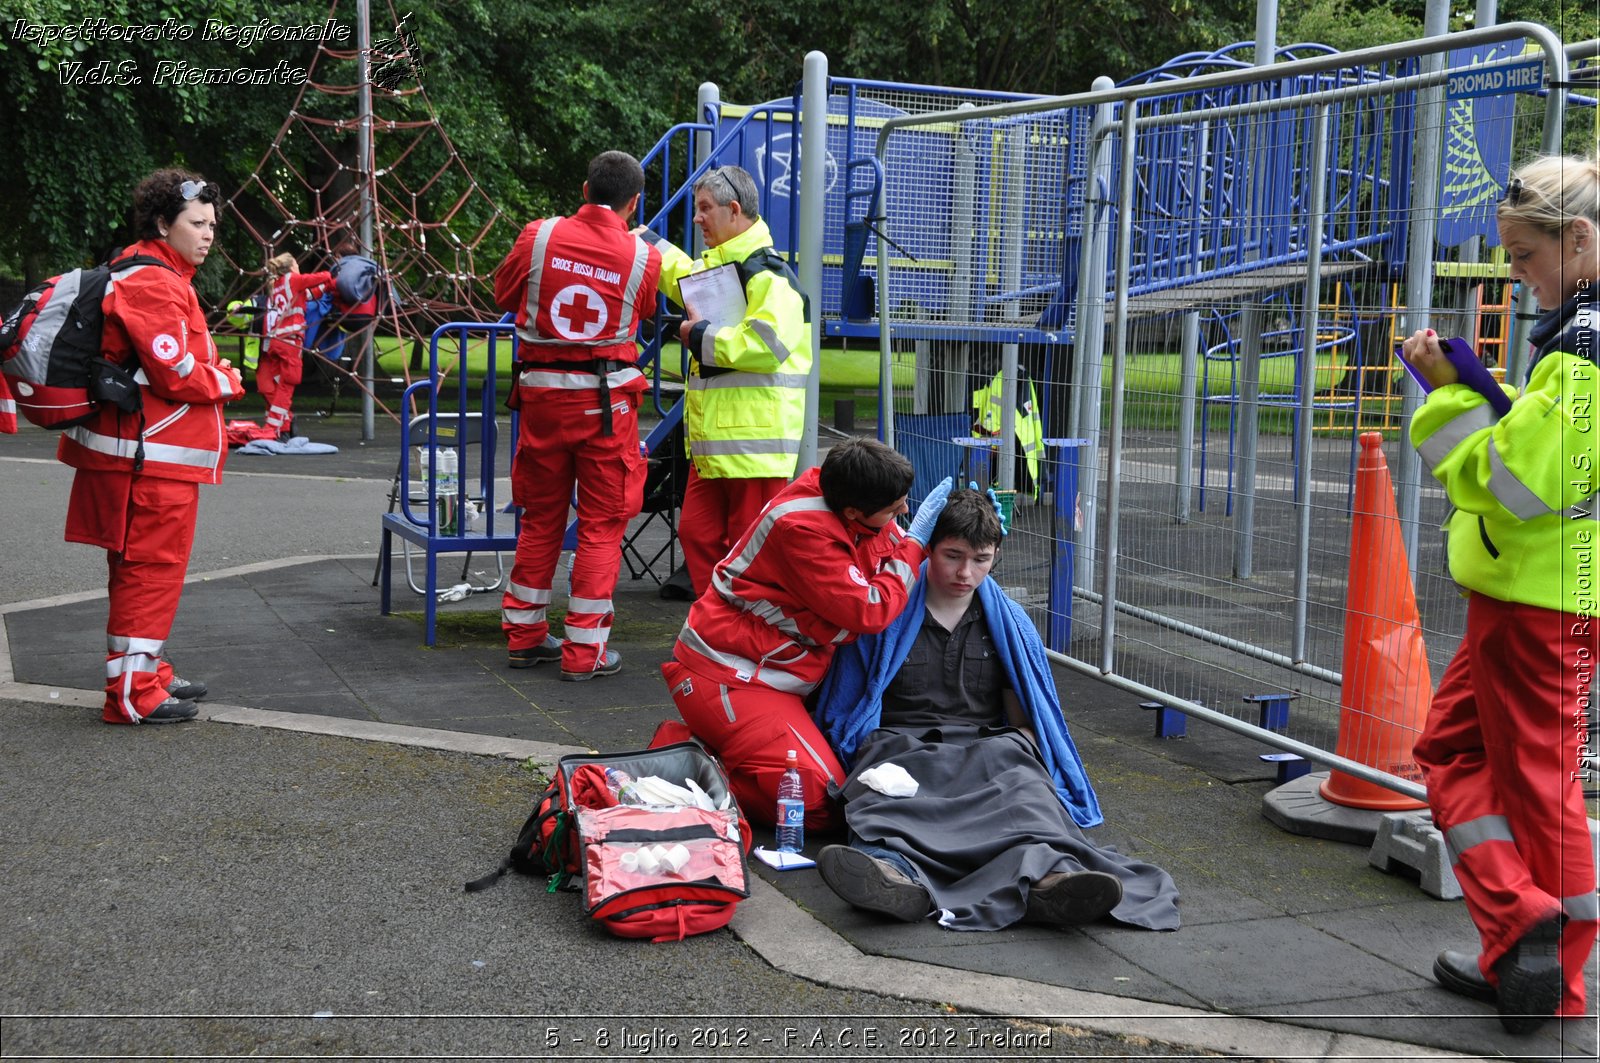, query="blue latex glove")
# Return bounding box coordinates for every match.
[966,481,1008,535]
[906,476,954,546]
